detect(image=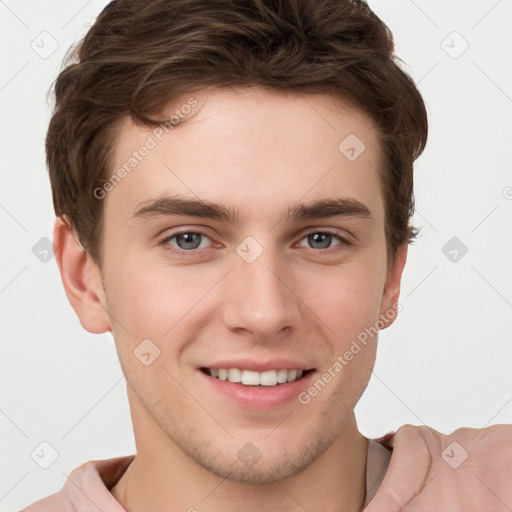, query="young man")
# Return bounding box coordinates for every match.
[24,0,512,510]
